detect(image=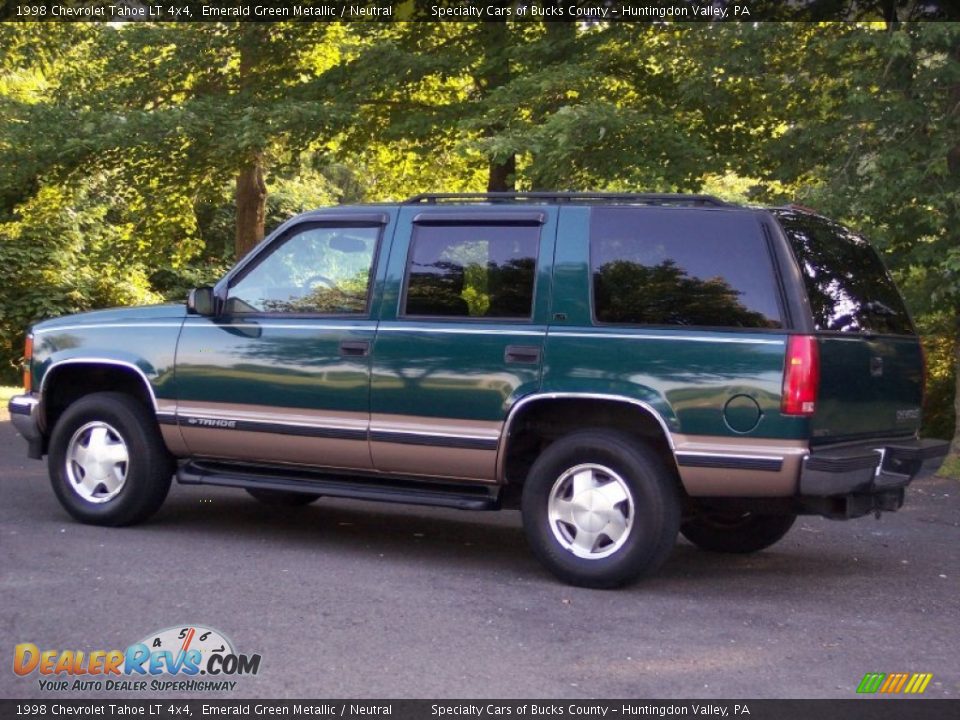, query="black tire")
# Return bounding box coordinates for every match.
[521,430,681,589]
[48,392,174,527]
[681,512,796,554]
[245,488,321,507]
